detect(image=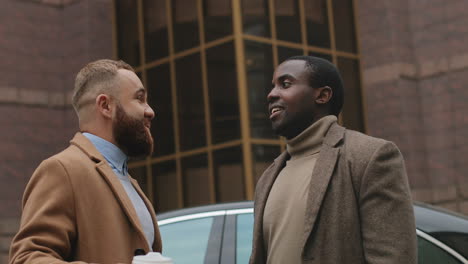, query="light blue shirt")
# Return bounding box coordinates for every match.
[83,133,154,250]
